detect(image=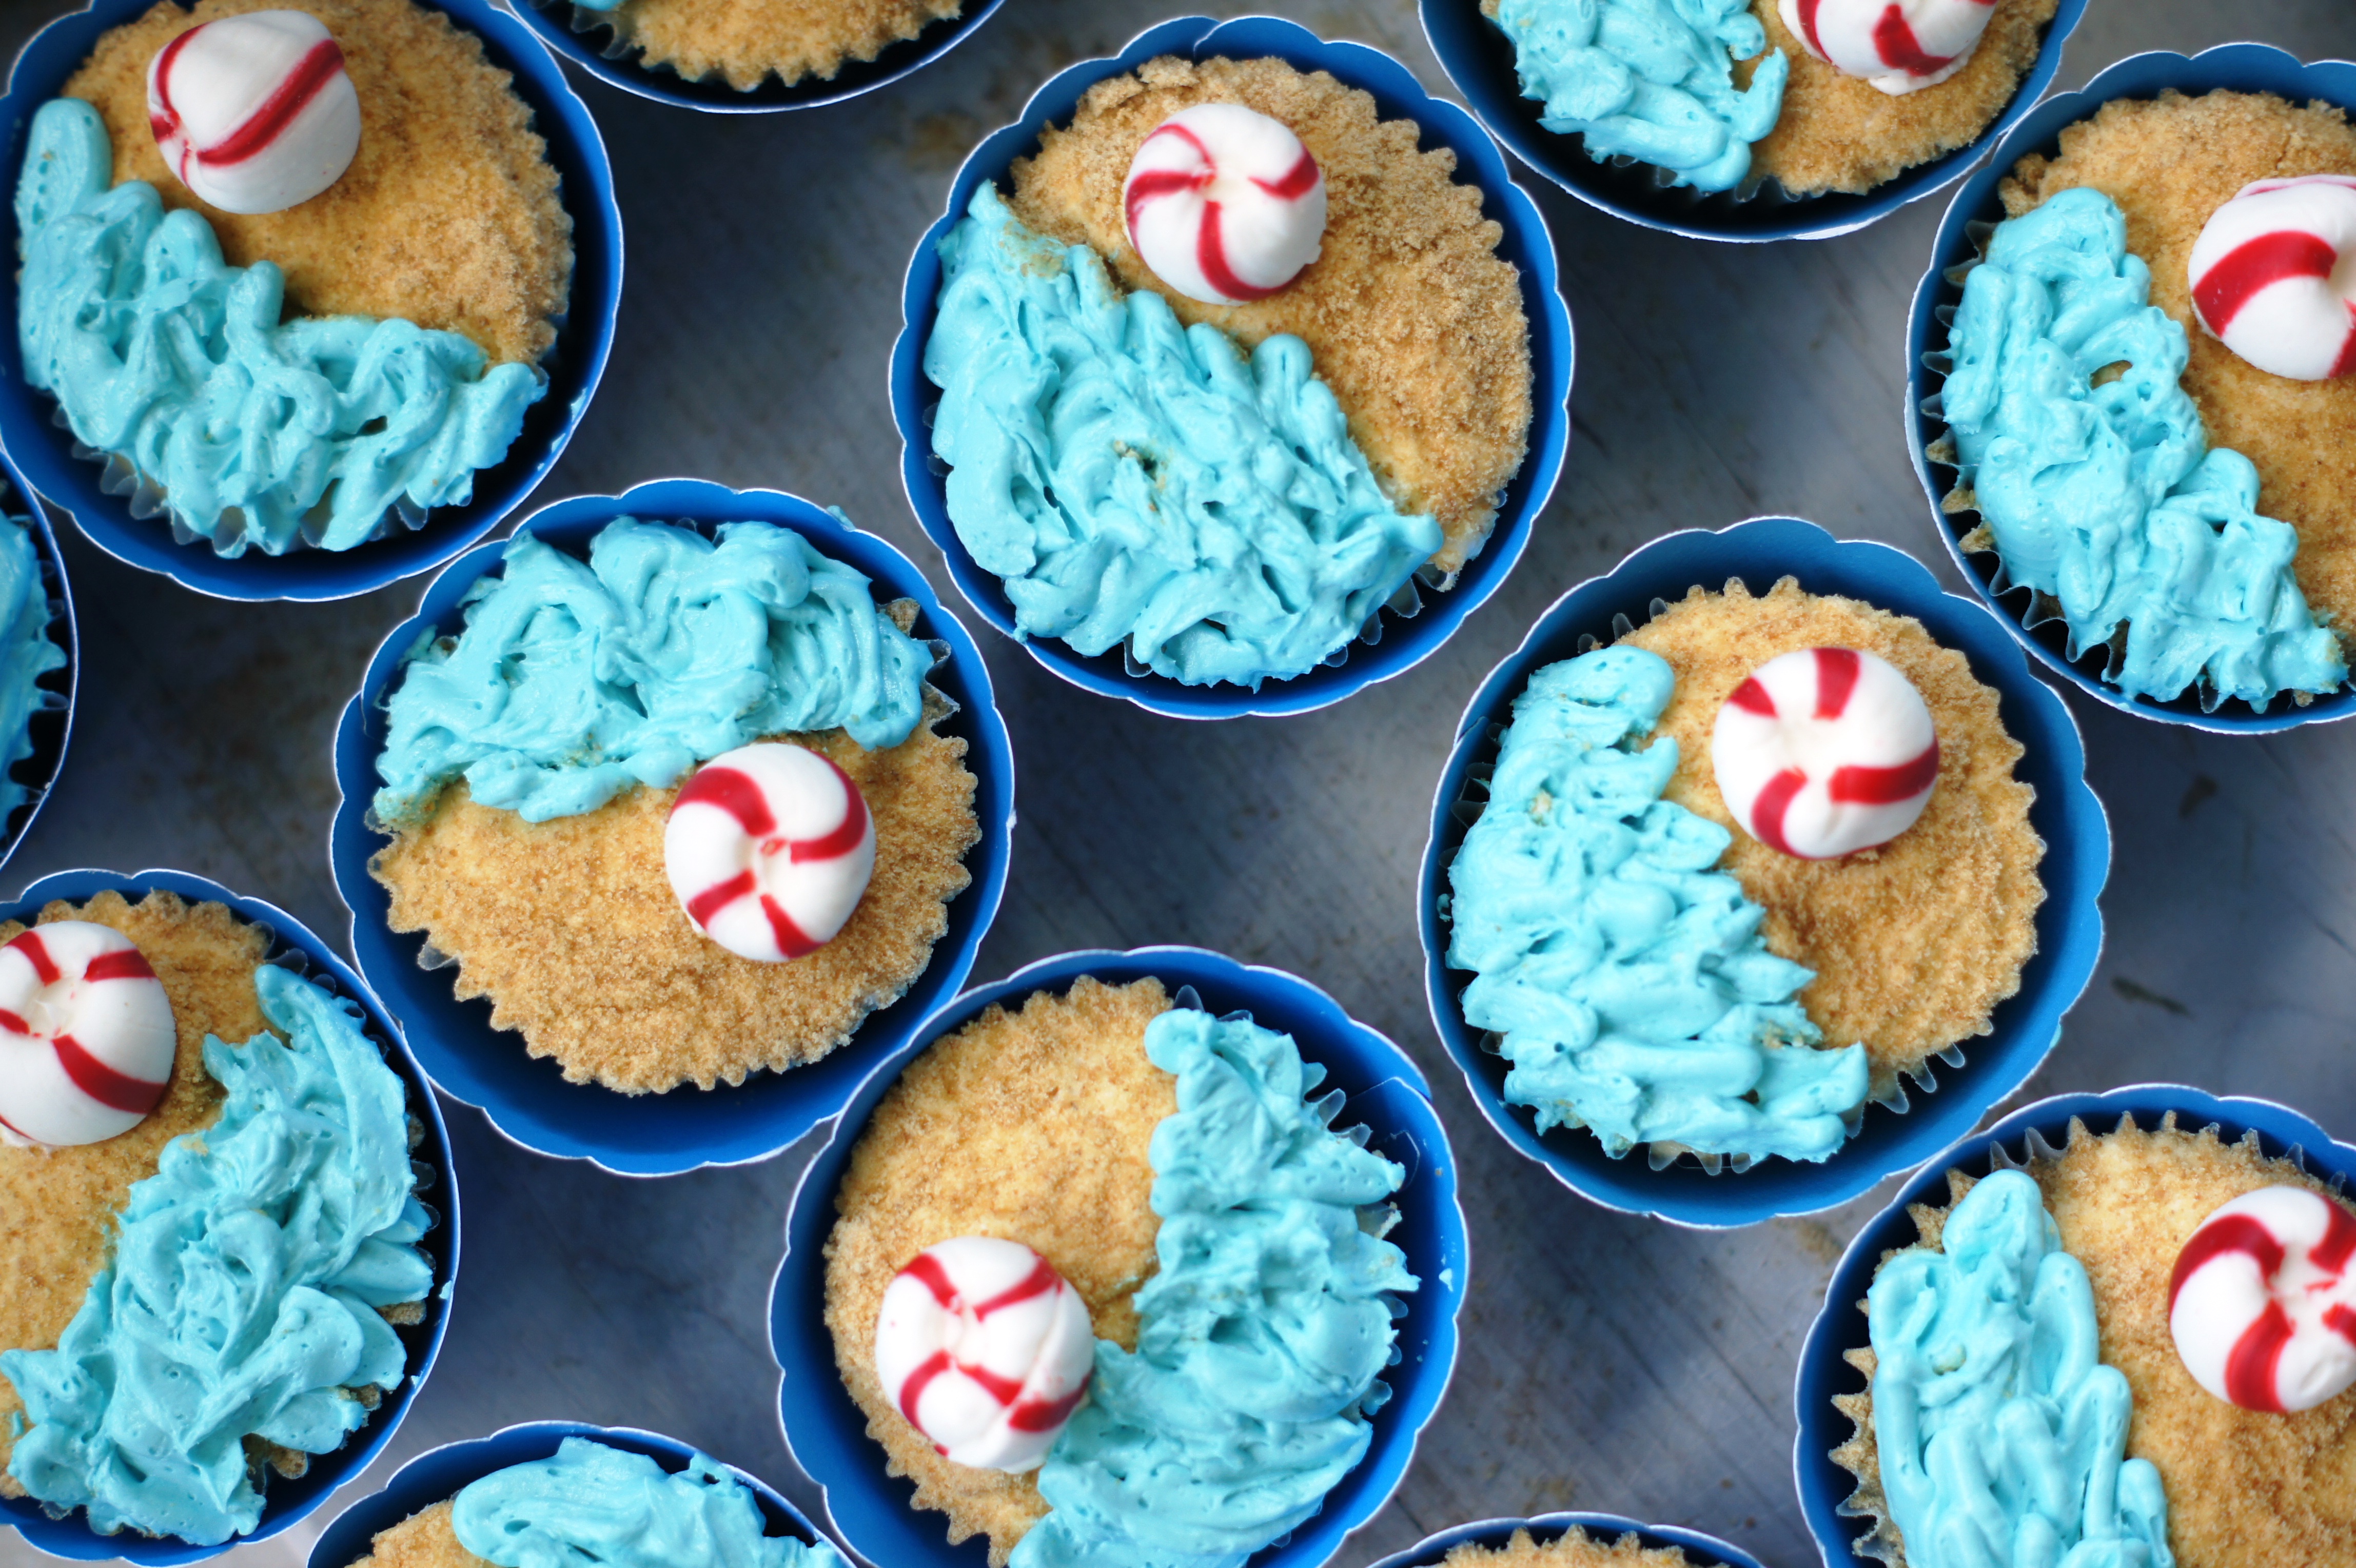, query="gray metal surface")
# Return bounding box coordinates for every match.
[2,0,2353,1563]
